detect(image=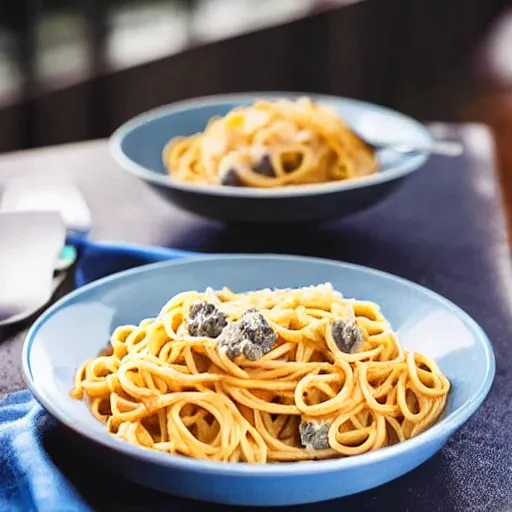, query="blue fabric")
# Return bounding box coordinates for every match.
[0,391,91,512]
